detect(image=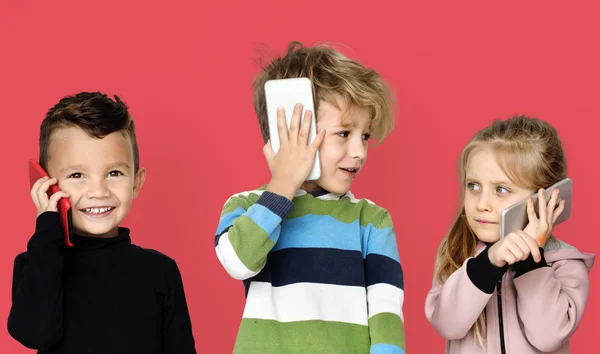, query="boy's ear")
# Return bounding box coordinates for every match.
[132,167,147,199]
